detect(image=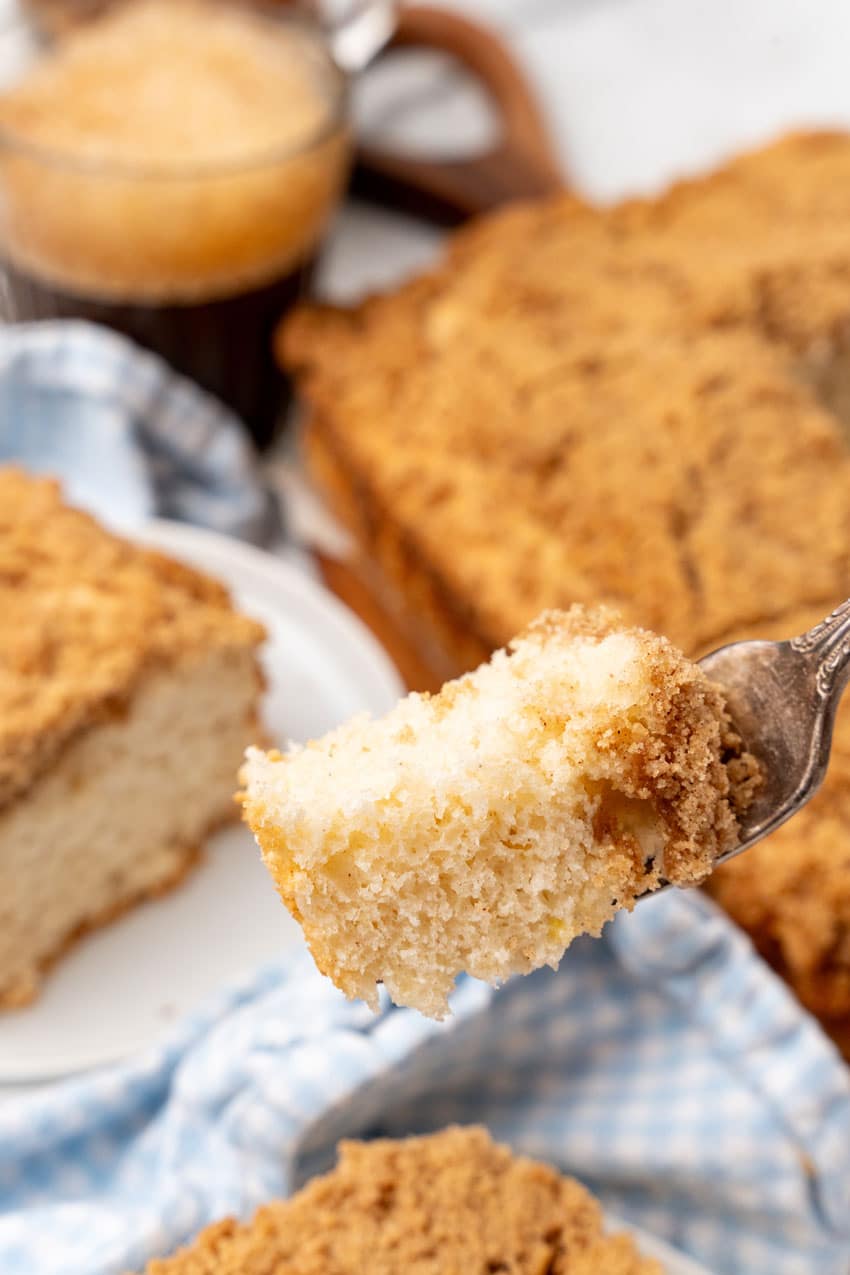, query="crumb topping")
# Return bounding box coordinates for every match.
[707,605,850,1041]
[0,468,264,808]
[143,1126,662,1274]
[282,132,850,659]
